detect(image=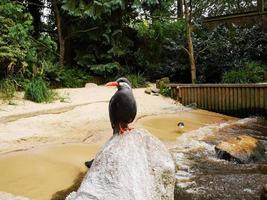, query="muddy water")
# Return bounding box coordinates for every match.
[0,110,236,200]
[137,109,235,141]
[0,143,100,200]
